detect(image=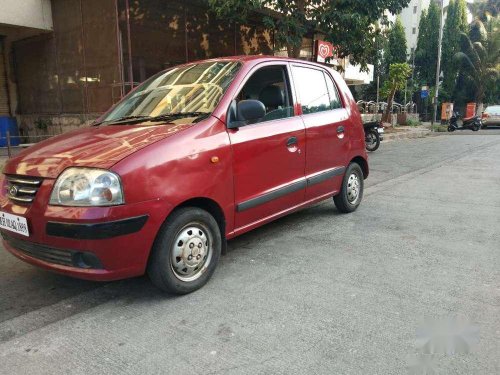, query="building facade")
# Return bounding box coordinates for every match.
[1,0,280,138]
[399,0,432,57]
[1,0,372,140]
